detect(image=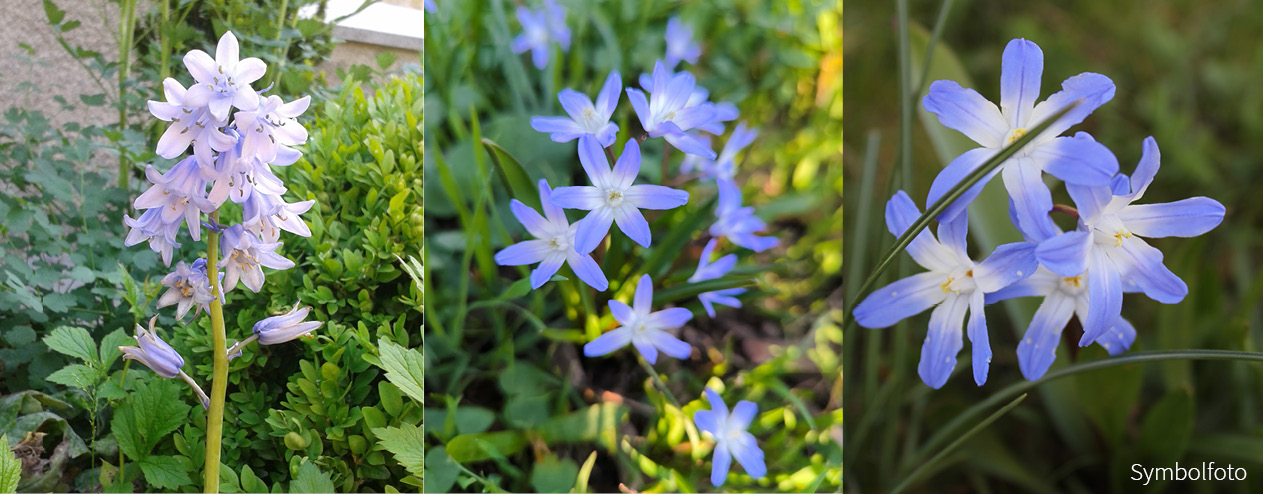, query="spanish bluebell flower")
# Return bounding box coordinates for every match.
[133,157,214,242]
[689,239,744,317]
[232,94,310,165]
[253,304,323,345]
[205,129,296,206]
[157,259,217,321]
[551,137,690,253]
[123,208,182,266]
[1030,137,1224,348]
[922,38,1118,240]
[709,179,777,252]
[494,179,609,291]
[626,61,718,159]
[583,274,692,364]
[692,388,765,487]
[147,78,235,167]
[182,31,266,122]
[242,192,315,242]
[683,123,758,181]
[218,224,295,294]
[852,191,1038,388]
[511,0,570,69]
[119,318,186,379]
[664,17,701,69]
[530,70,621,147]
